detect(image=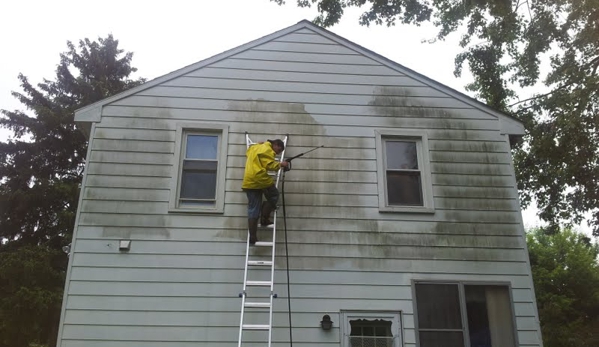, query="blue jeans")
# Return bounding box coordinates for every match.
[244,186,279,219]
